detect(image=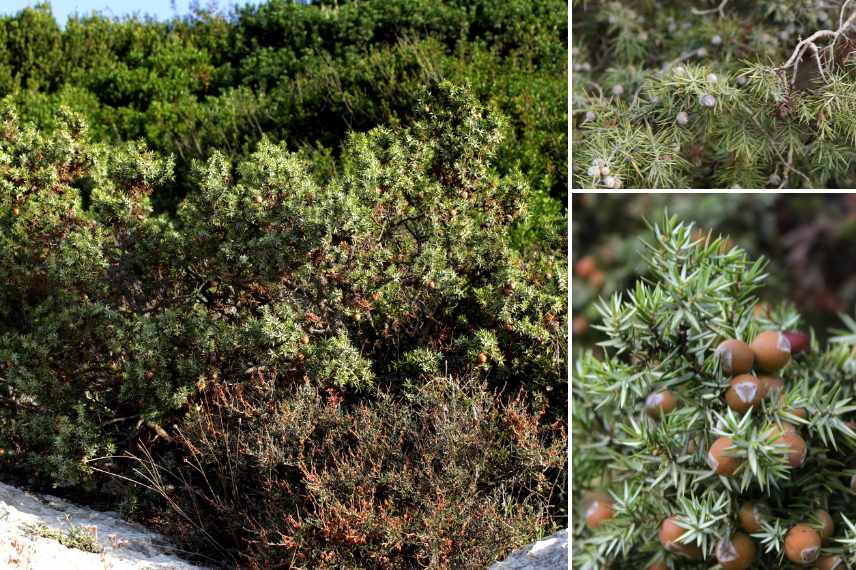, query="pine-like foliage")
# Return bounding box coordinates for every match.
[572,0,856,189]
[0,82,567,566]
[573,214,856,569]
